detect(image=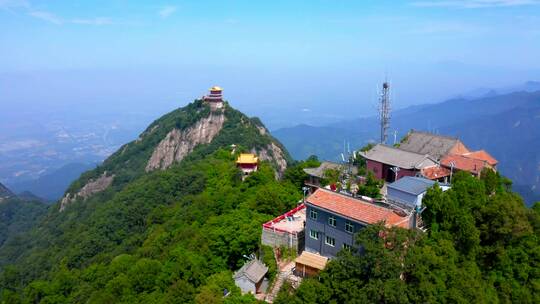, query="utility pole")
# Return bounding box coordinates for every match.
[449,161,455,183]
[390,166,400,182]
[302,186,309,203]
